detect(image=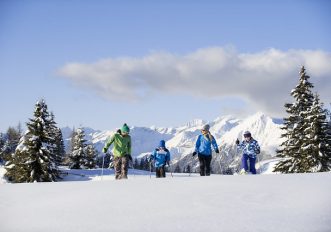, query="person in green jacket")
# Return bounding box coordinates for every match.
[102,123,132,179]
